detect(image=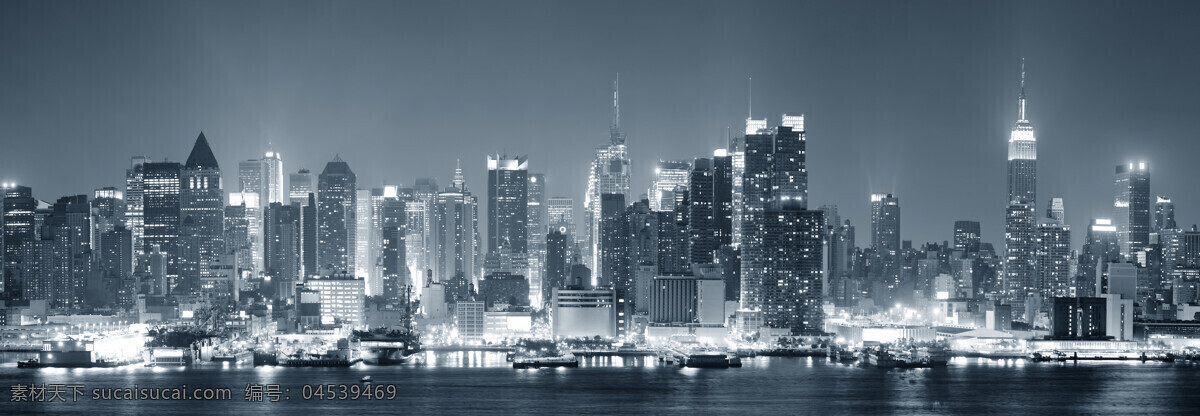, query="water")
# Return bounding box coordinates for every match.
[1,353,1197,414]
